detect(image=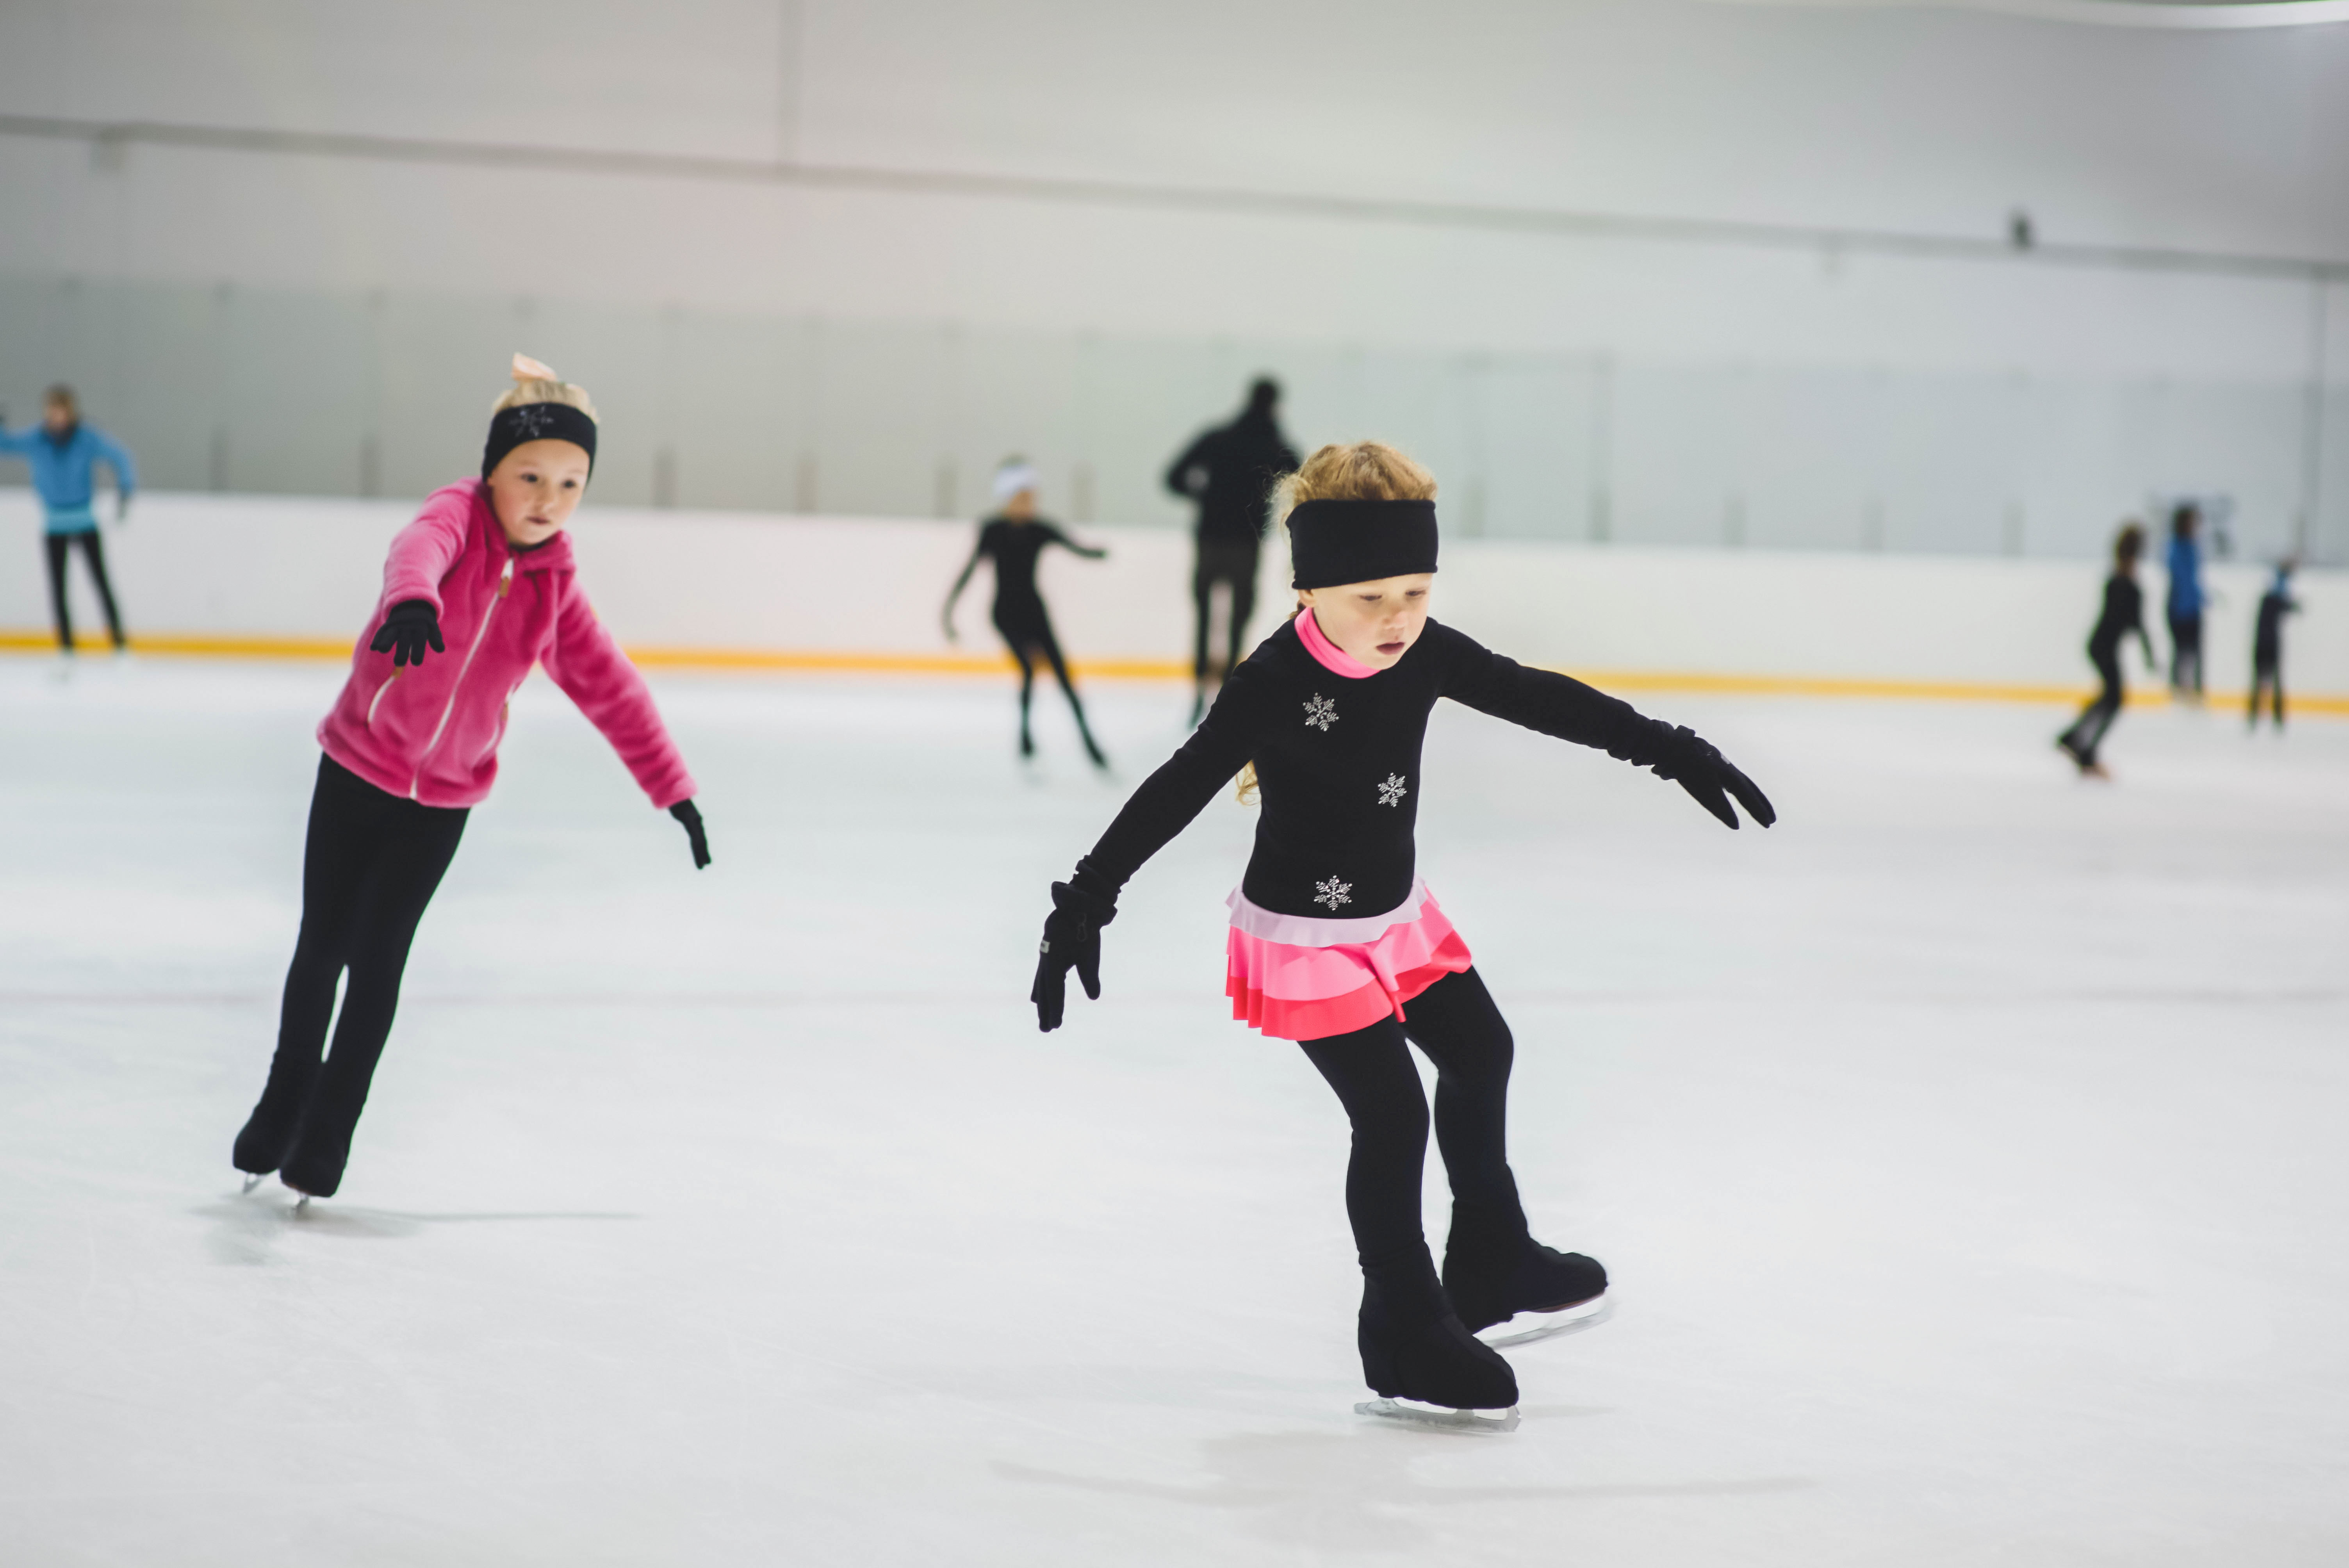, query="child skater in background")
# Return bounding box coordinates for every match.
[0,384,137,664]
[2248,559,2299,731]
[2058,522,2157,780]
[232,355,711,1203]
[943,457,1112,768]
[1029,442,1775,1426]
